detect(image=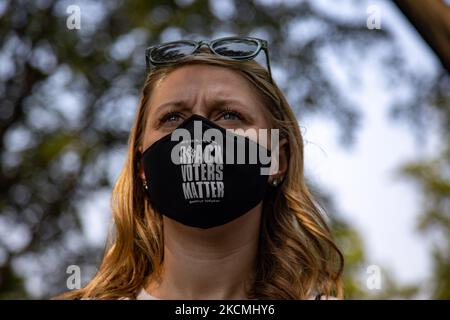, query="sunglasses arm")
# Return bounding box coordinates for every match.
[145,47,154,73]
[261,42,274,84]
